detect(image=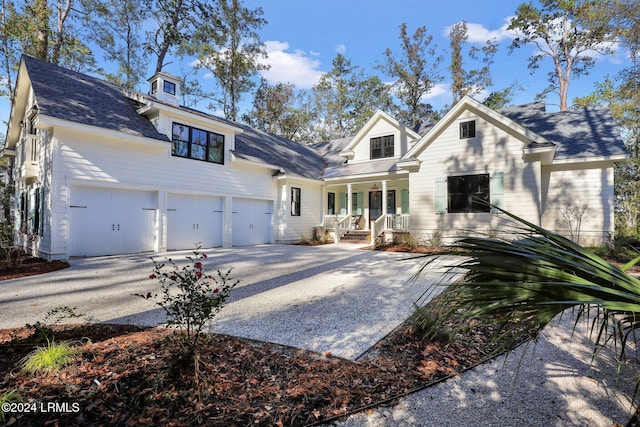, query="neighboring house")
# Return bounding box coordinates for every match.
[0,56,627,260]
